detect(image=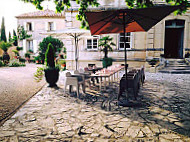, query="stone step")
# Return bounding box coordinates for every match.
[158,59,190,74]
[159,70,190,74]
